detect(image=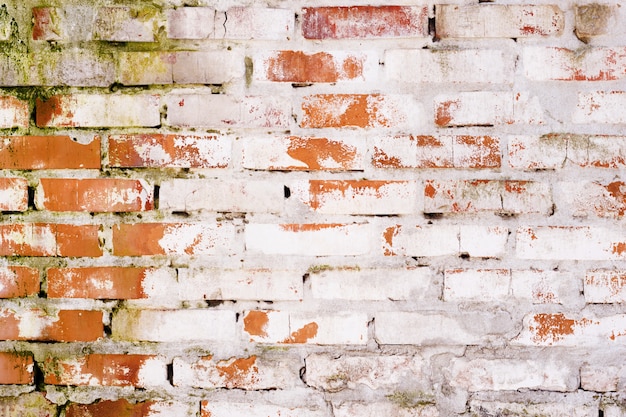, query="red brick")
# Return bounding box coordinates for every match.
[0,352,34,384]
[0,224,102,257]
[44,354,166,386]
[47,267,165,299]
[0,309,102,342]
[261,51,365,83]
[109,134,229,168]
[0,266,39,298]
[66,399,190,417]
[302,6,428,39]
[32,7,62,41]
[112,223,235,256]
[0,135,101,169]
[0,96,30,128]
[37,178,153,212]
[0,177,28,211]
